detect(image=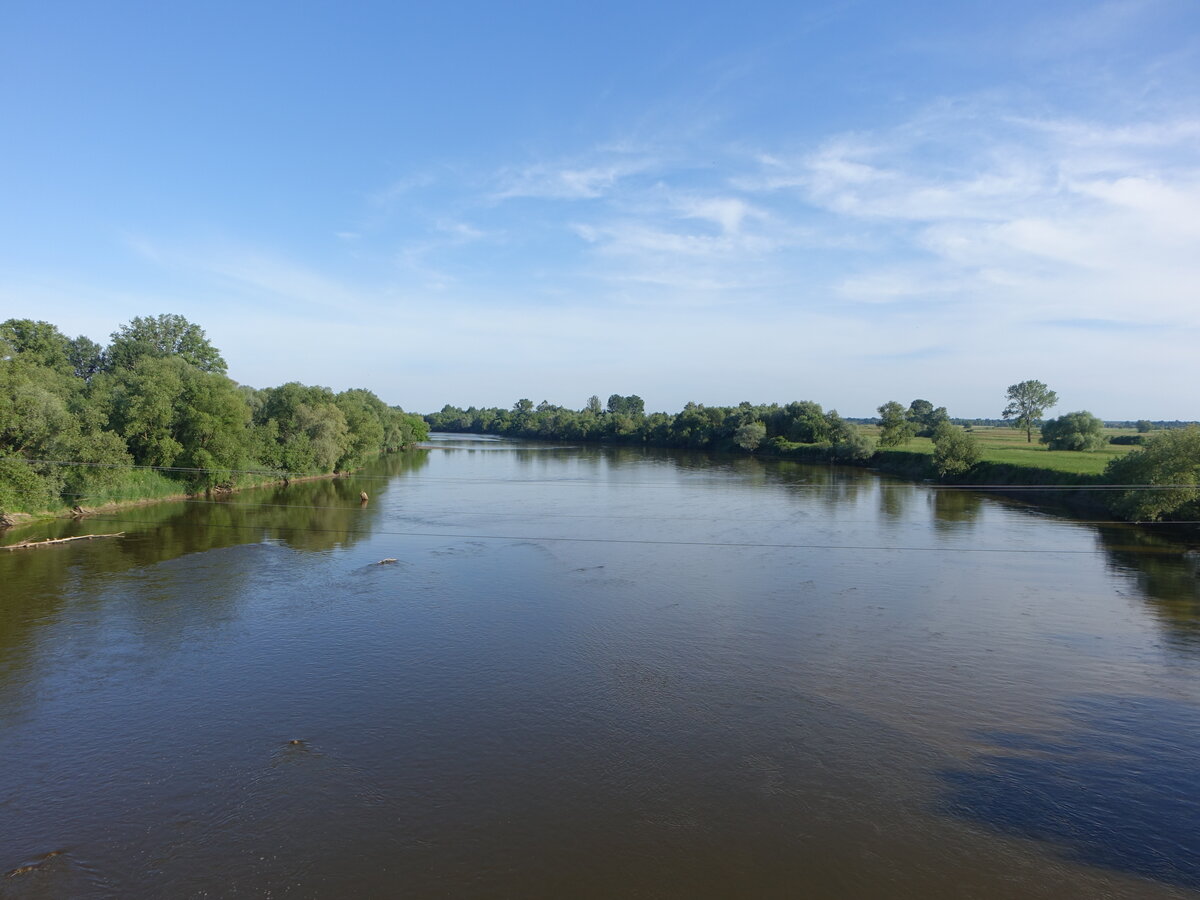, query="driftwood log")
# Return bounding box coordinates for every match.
[3,532,124,551]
